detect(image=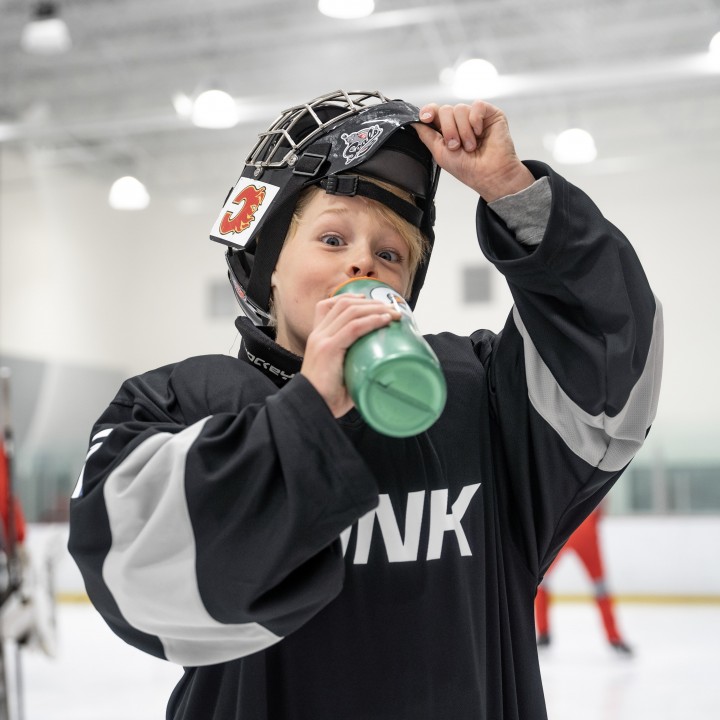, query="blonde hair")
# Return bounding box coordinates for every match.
[287,175,429,291]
